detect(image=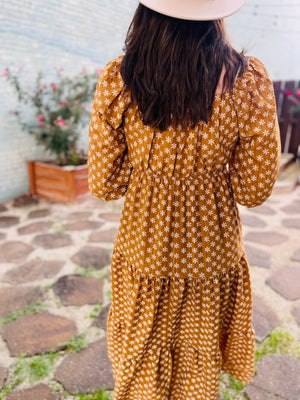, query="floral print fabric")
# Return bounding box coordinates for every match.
[88,55,281,400]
